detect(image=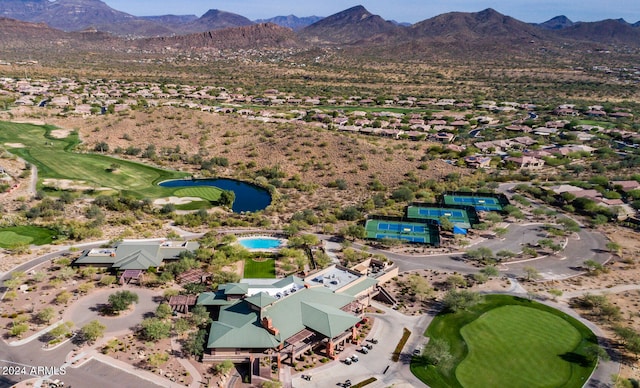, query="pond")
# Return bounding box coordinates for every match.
[159,178,271,213]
